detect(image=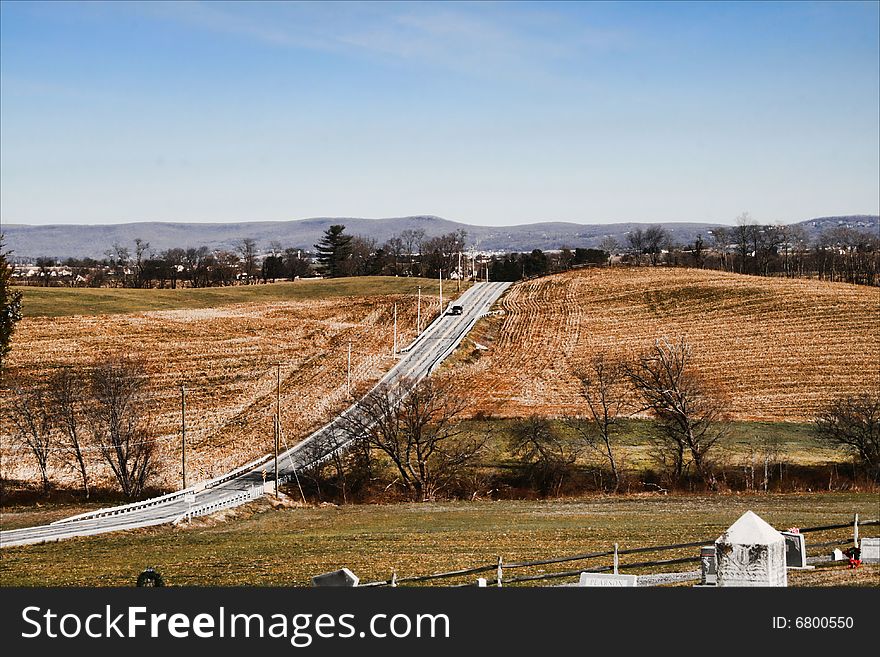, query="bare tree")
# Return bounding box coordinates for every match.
[627,228,645,264]
[400,228,425,275]
[691,234,705,268]
[711,227,730,271]
[161,248,186,289]
[643,225,670,266]
[341,376,484,501]
[347,236,377,276]
[384,235,405,275]
[297,426,374,503]
[108,243,131,287]
[133,238,151,288]
[626,338,728,489]
[567,354,633,491]
[47,367,90,498]
[508,416,580,495]
[779,224,808,278]
[420,231,467,278]
[815,393,879,481]
[88,358,156,500]
[734,212,755,274]
[7,383,54,493]
[599,236,619,263]
[237,238,258,284]
[184,246,210,287]
[35,256,54,287]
